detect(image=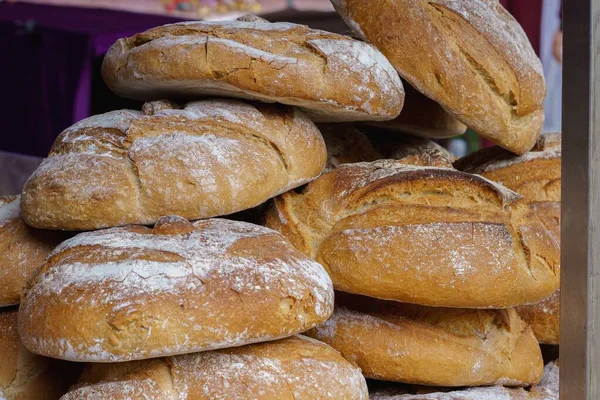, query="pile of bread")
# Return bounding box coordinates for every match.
[1,1,561,399]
